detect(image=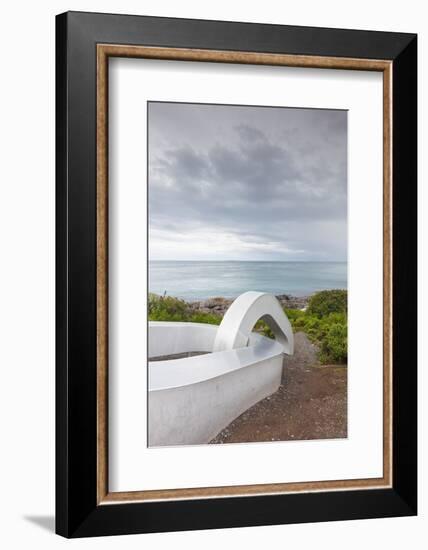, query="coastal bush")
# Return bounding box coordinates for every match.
[285,289,348,363]
[257,296,347,364]
[148,293,188,322]
[255,319,274,338]
[306,289,347,318]
[148,293,221,325]
[319,320,347,364]
[188,312,221,325]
